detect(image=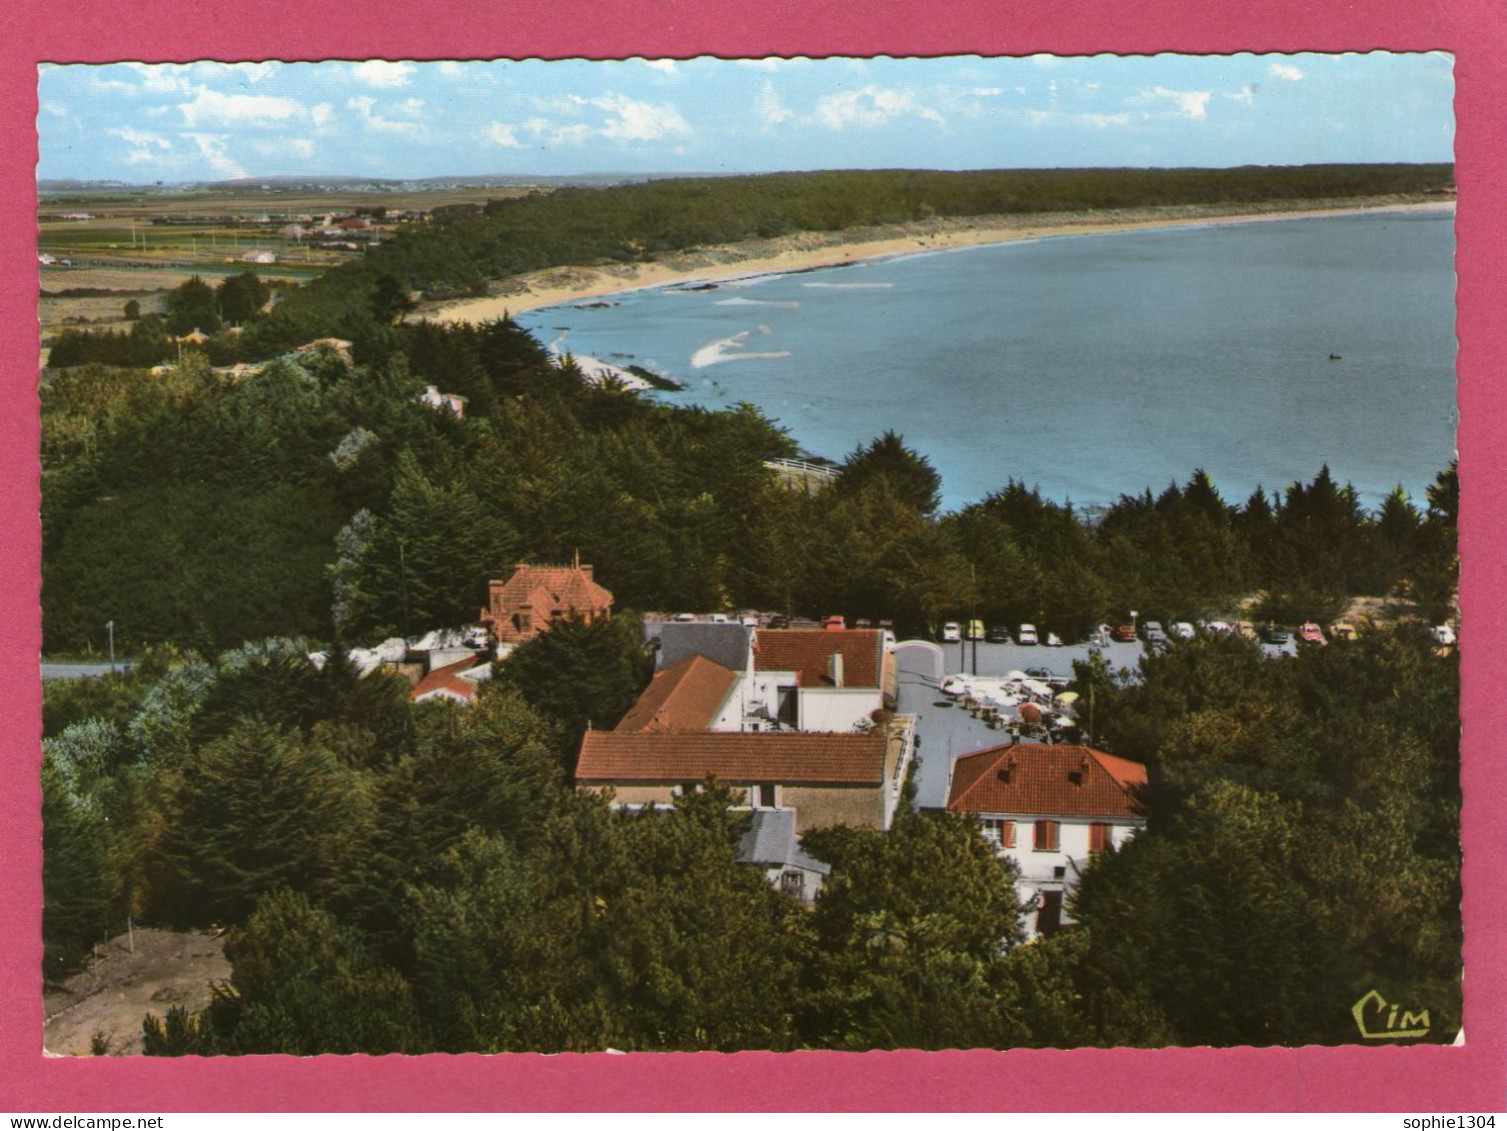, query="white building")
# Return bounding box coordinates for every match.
[947,742,1147,938]
[642,622,895,734]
